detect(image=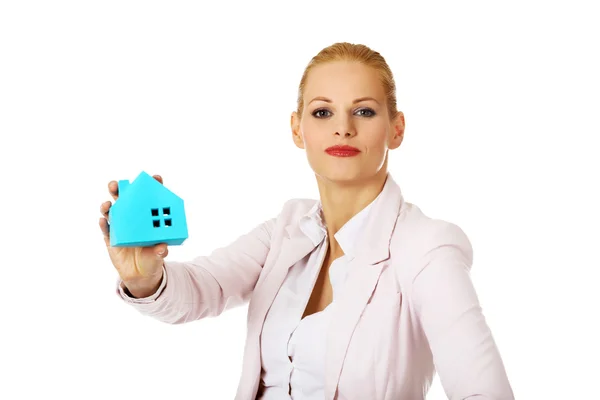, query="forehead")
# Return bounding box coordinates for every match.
[303,61,385,101]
